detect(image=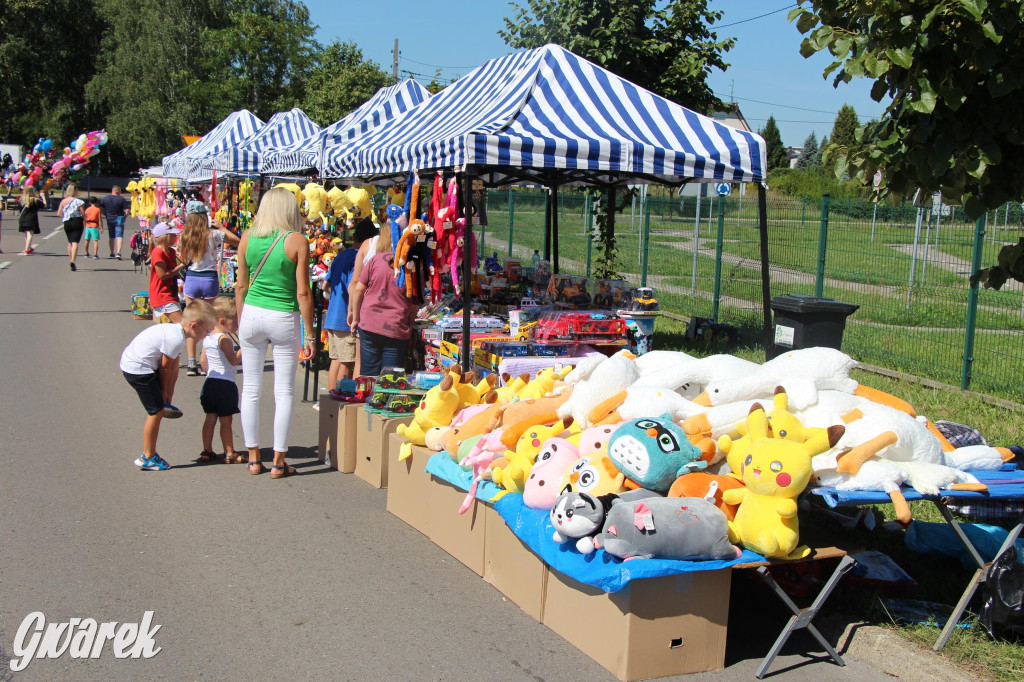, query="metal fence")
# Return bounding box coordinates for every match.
[477,187,1024,402]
